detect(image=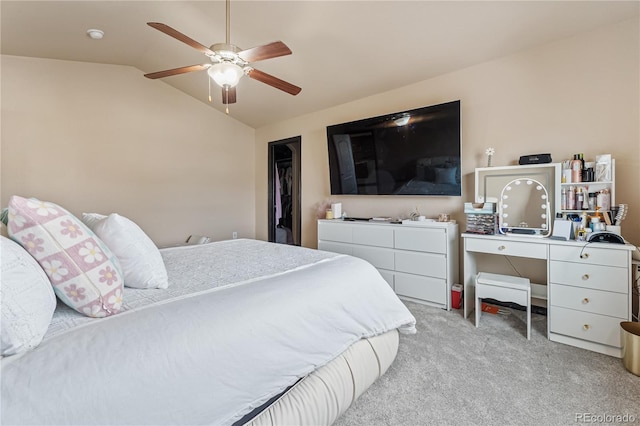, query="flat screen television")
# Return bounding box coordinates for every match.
[327,100,461,196]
